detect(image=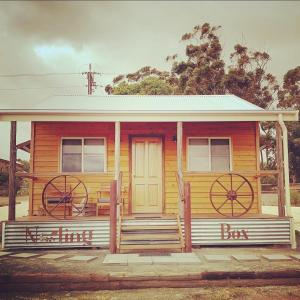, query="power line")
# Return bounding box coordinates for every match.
[0,86,86,91]
[0,85,106,91]
[0,72,81,78]
[0,72,120,78]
